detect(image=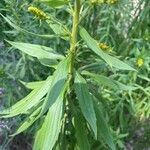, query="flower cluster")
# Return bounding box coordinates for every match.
[98,42,112,52]
[136,58,144,67]
[28,6,47,19]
